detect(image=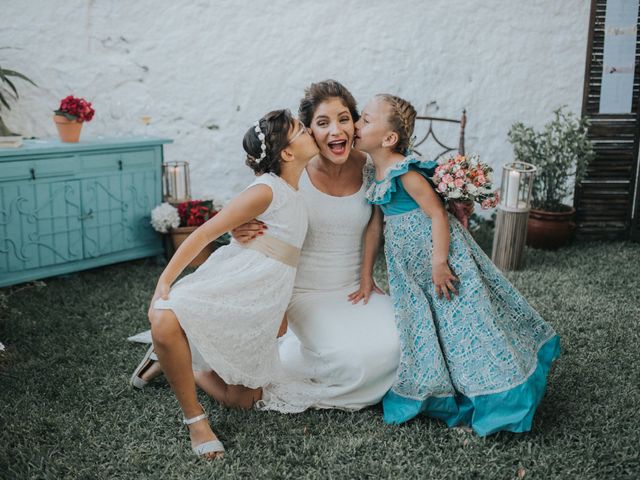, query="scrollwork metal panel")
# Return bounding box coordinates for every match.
[80,169,159,259]
[0,180,83,273]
